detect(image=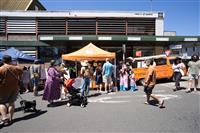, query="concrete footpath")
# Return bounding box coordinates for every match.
[0,78,200,133]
